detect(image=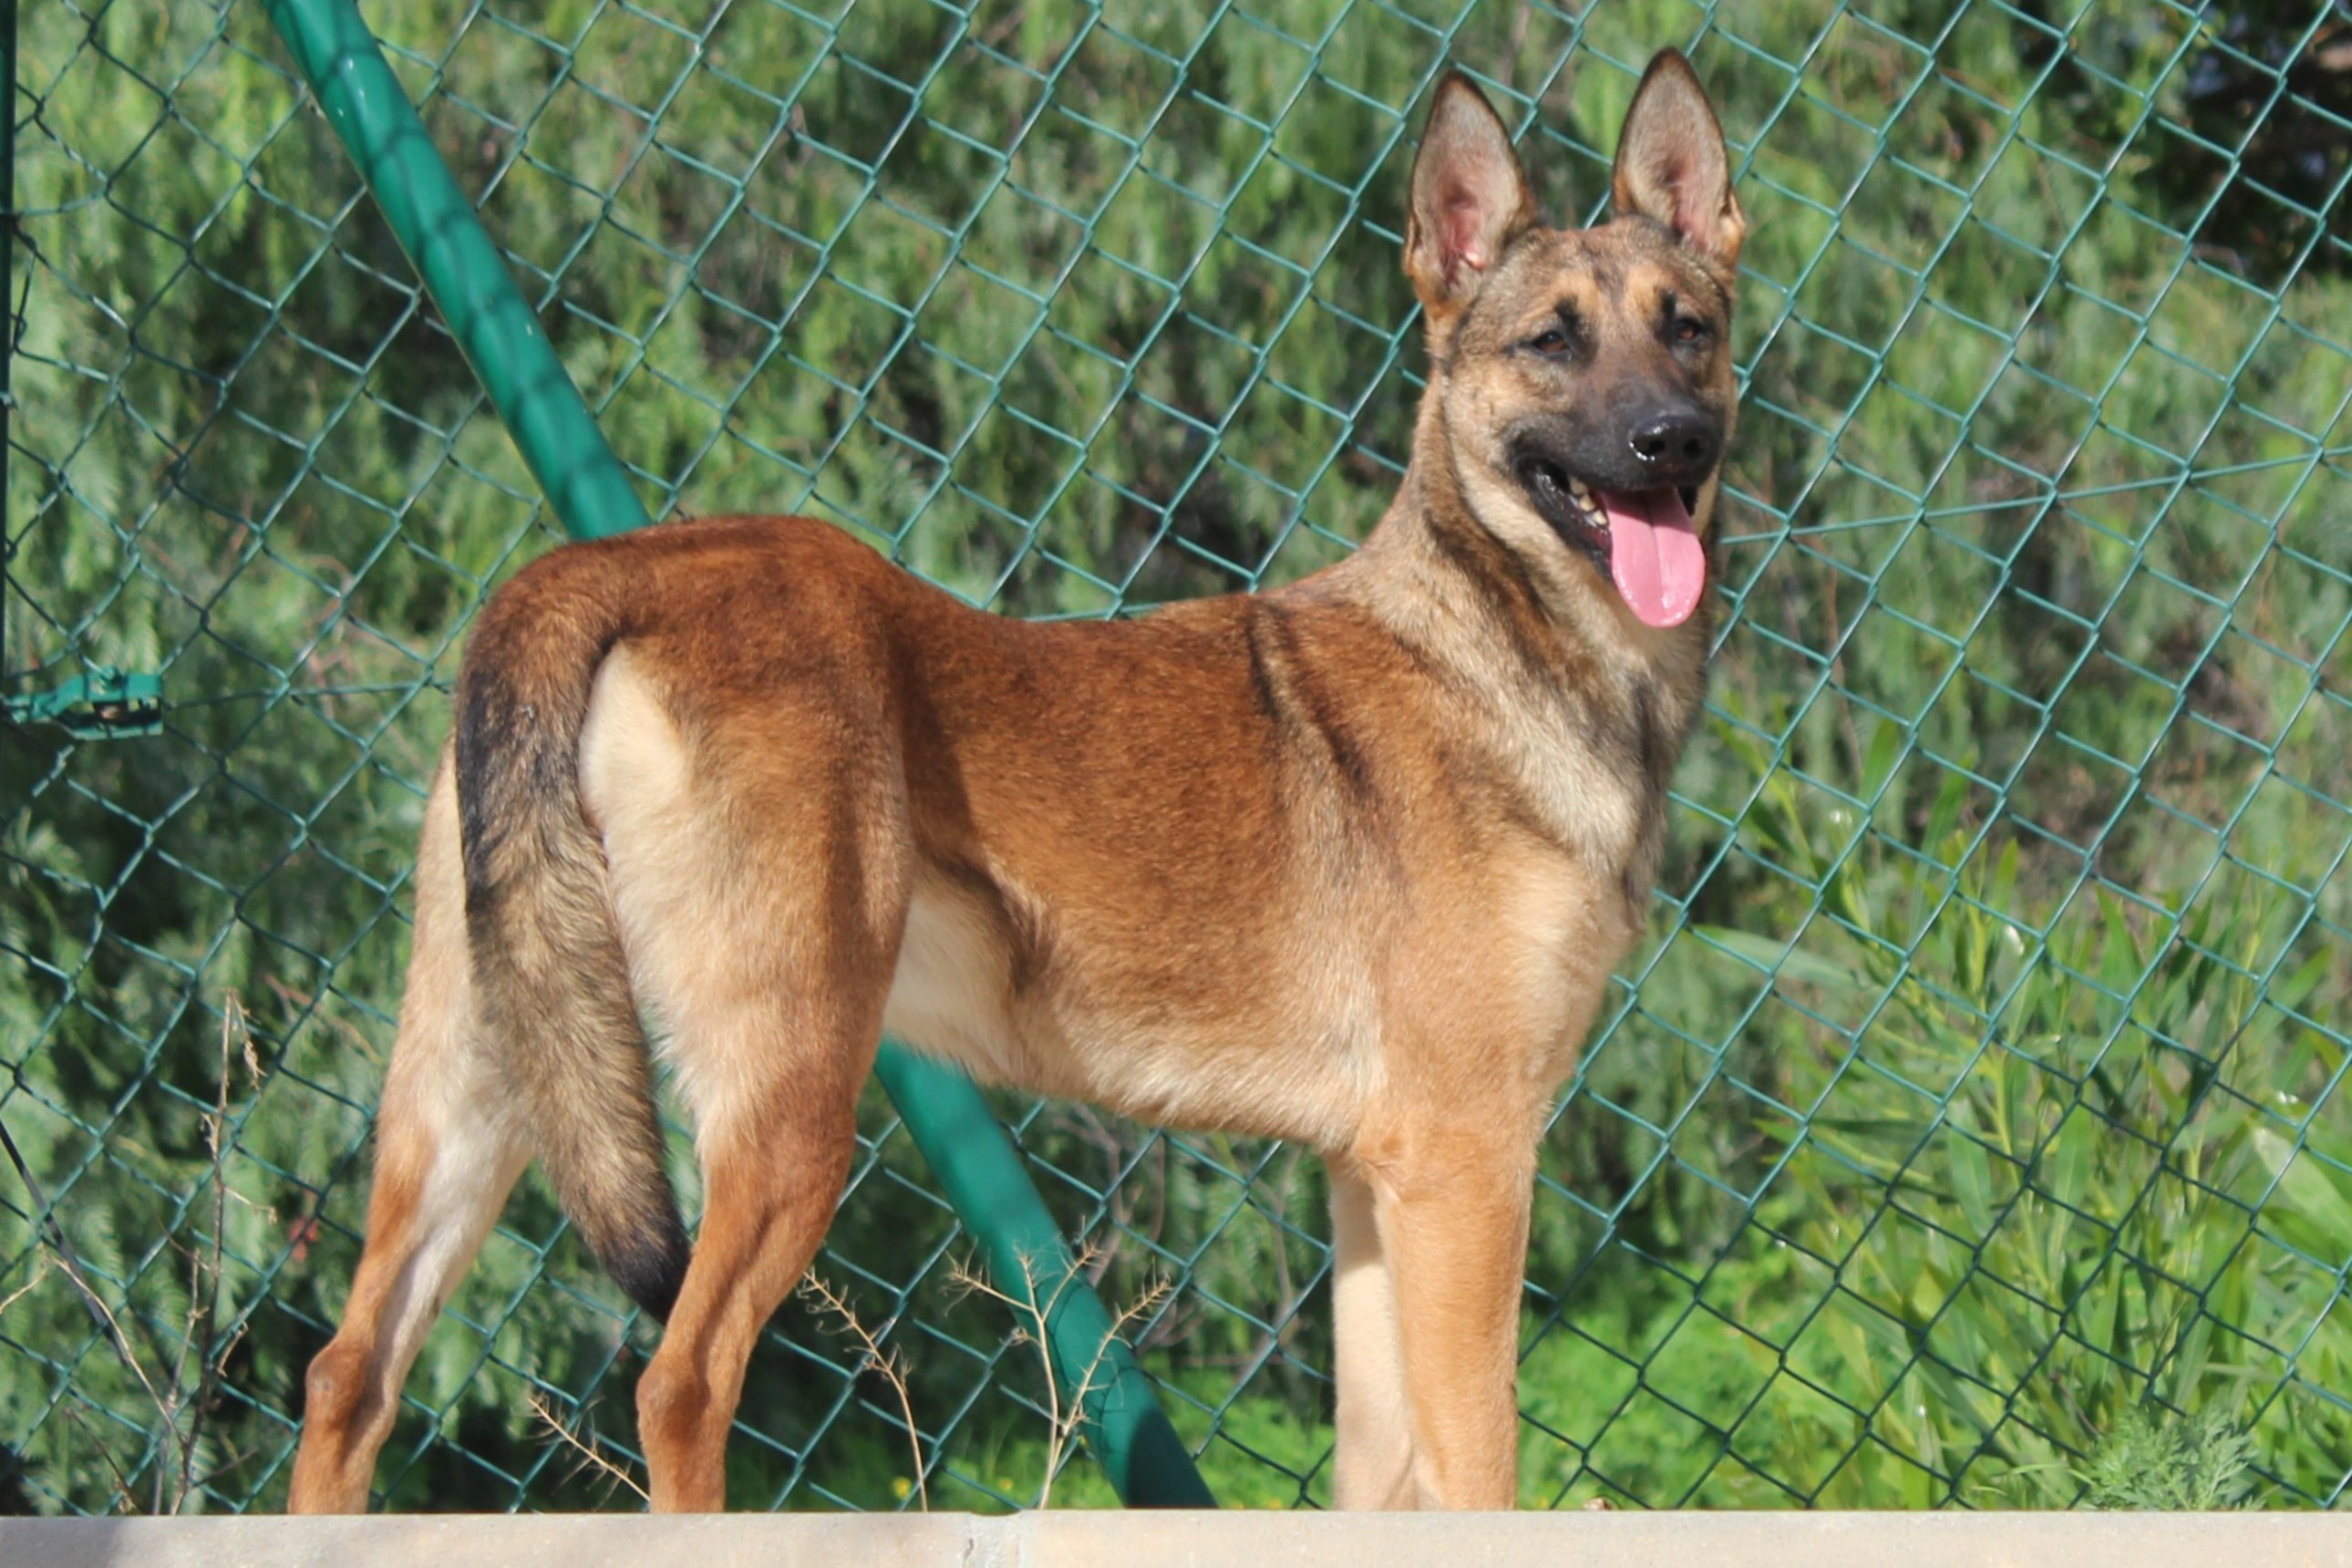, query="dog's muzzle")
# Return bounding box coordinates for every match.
[1511,414,1717,629]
